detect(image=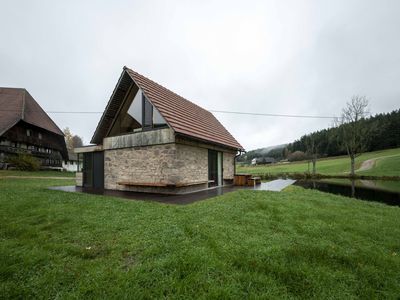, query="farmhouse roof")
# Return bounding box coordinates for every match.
[0,88,64,136]
[91,67,244,150]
